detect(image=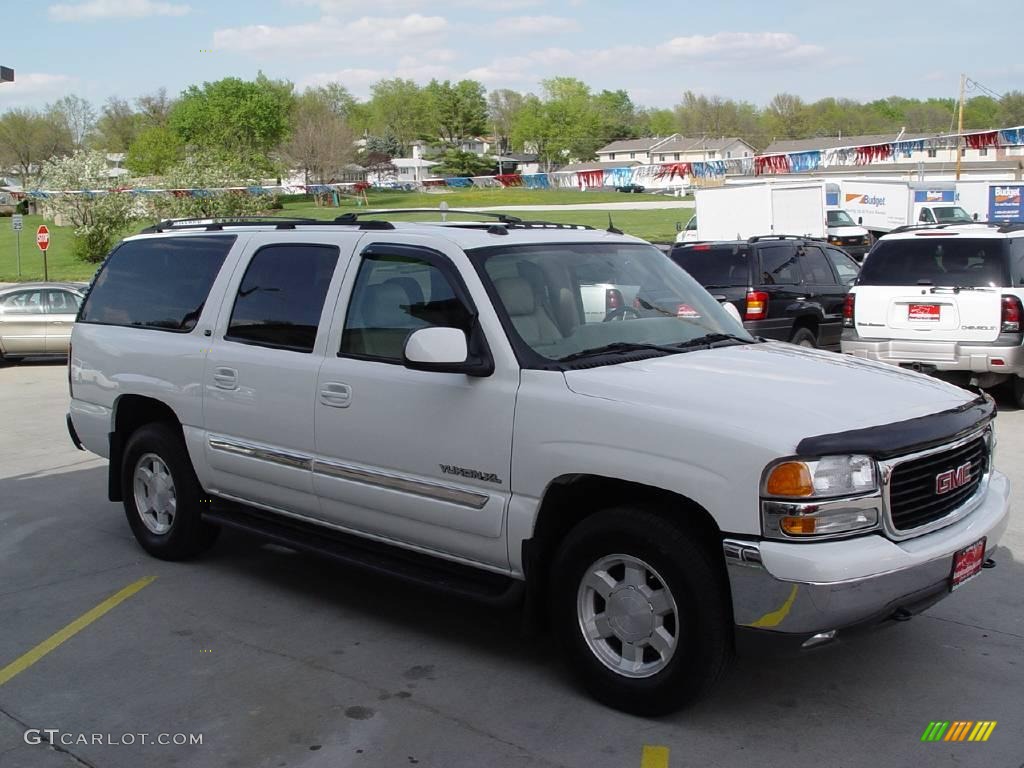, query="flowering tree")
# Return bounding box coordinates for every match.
[42,150,135,263]
[148,152,276,220]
